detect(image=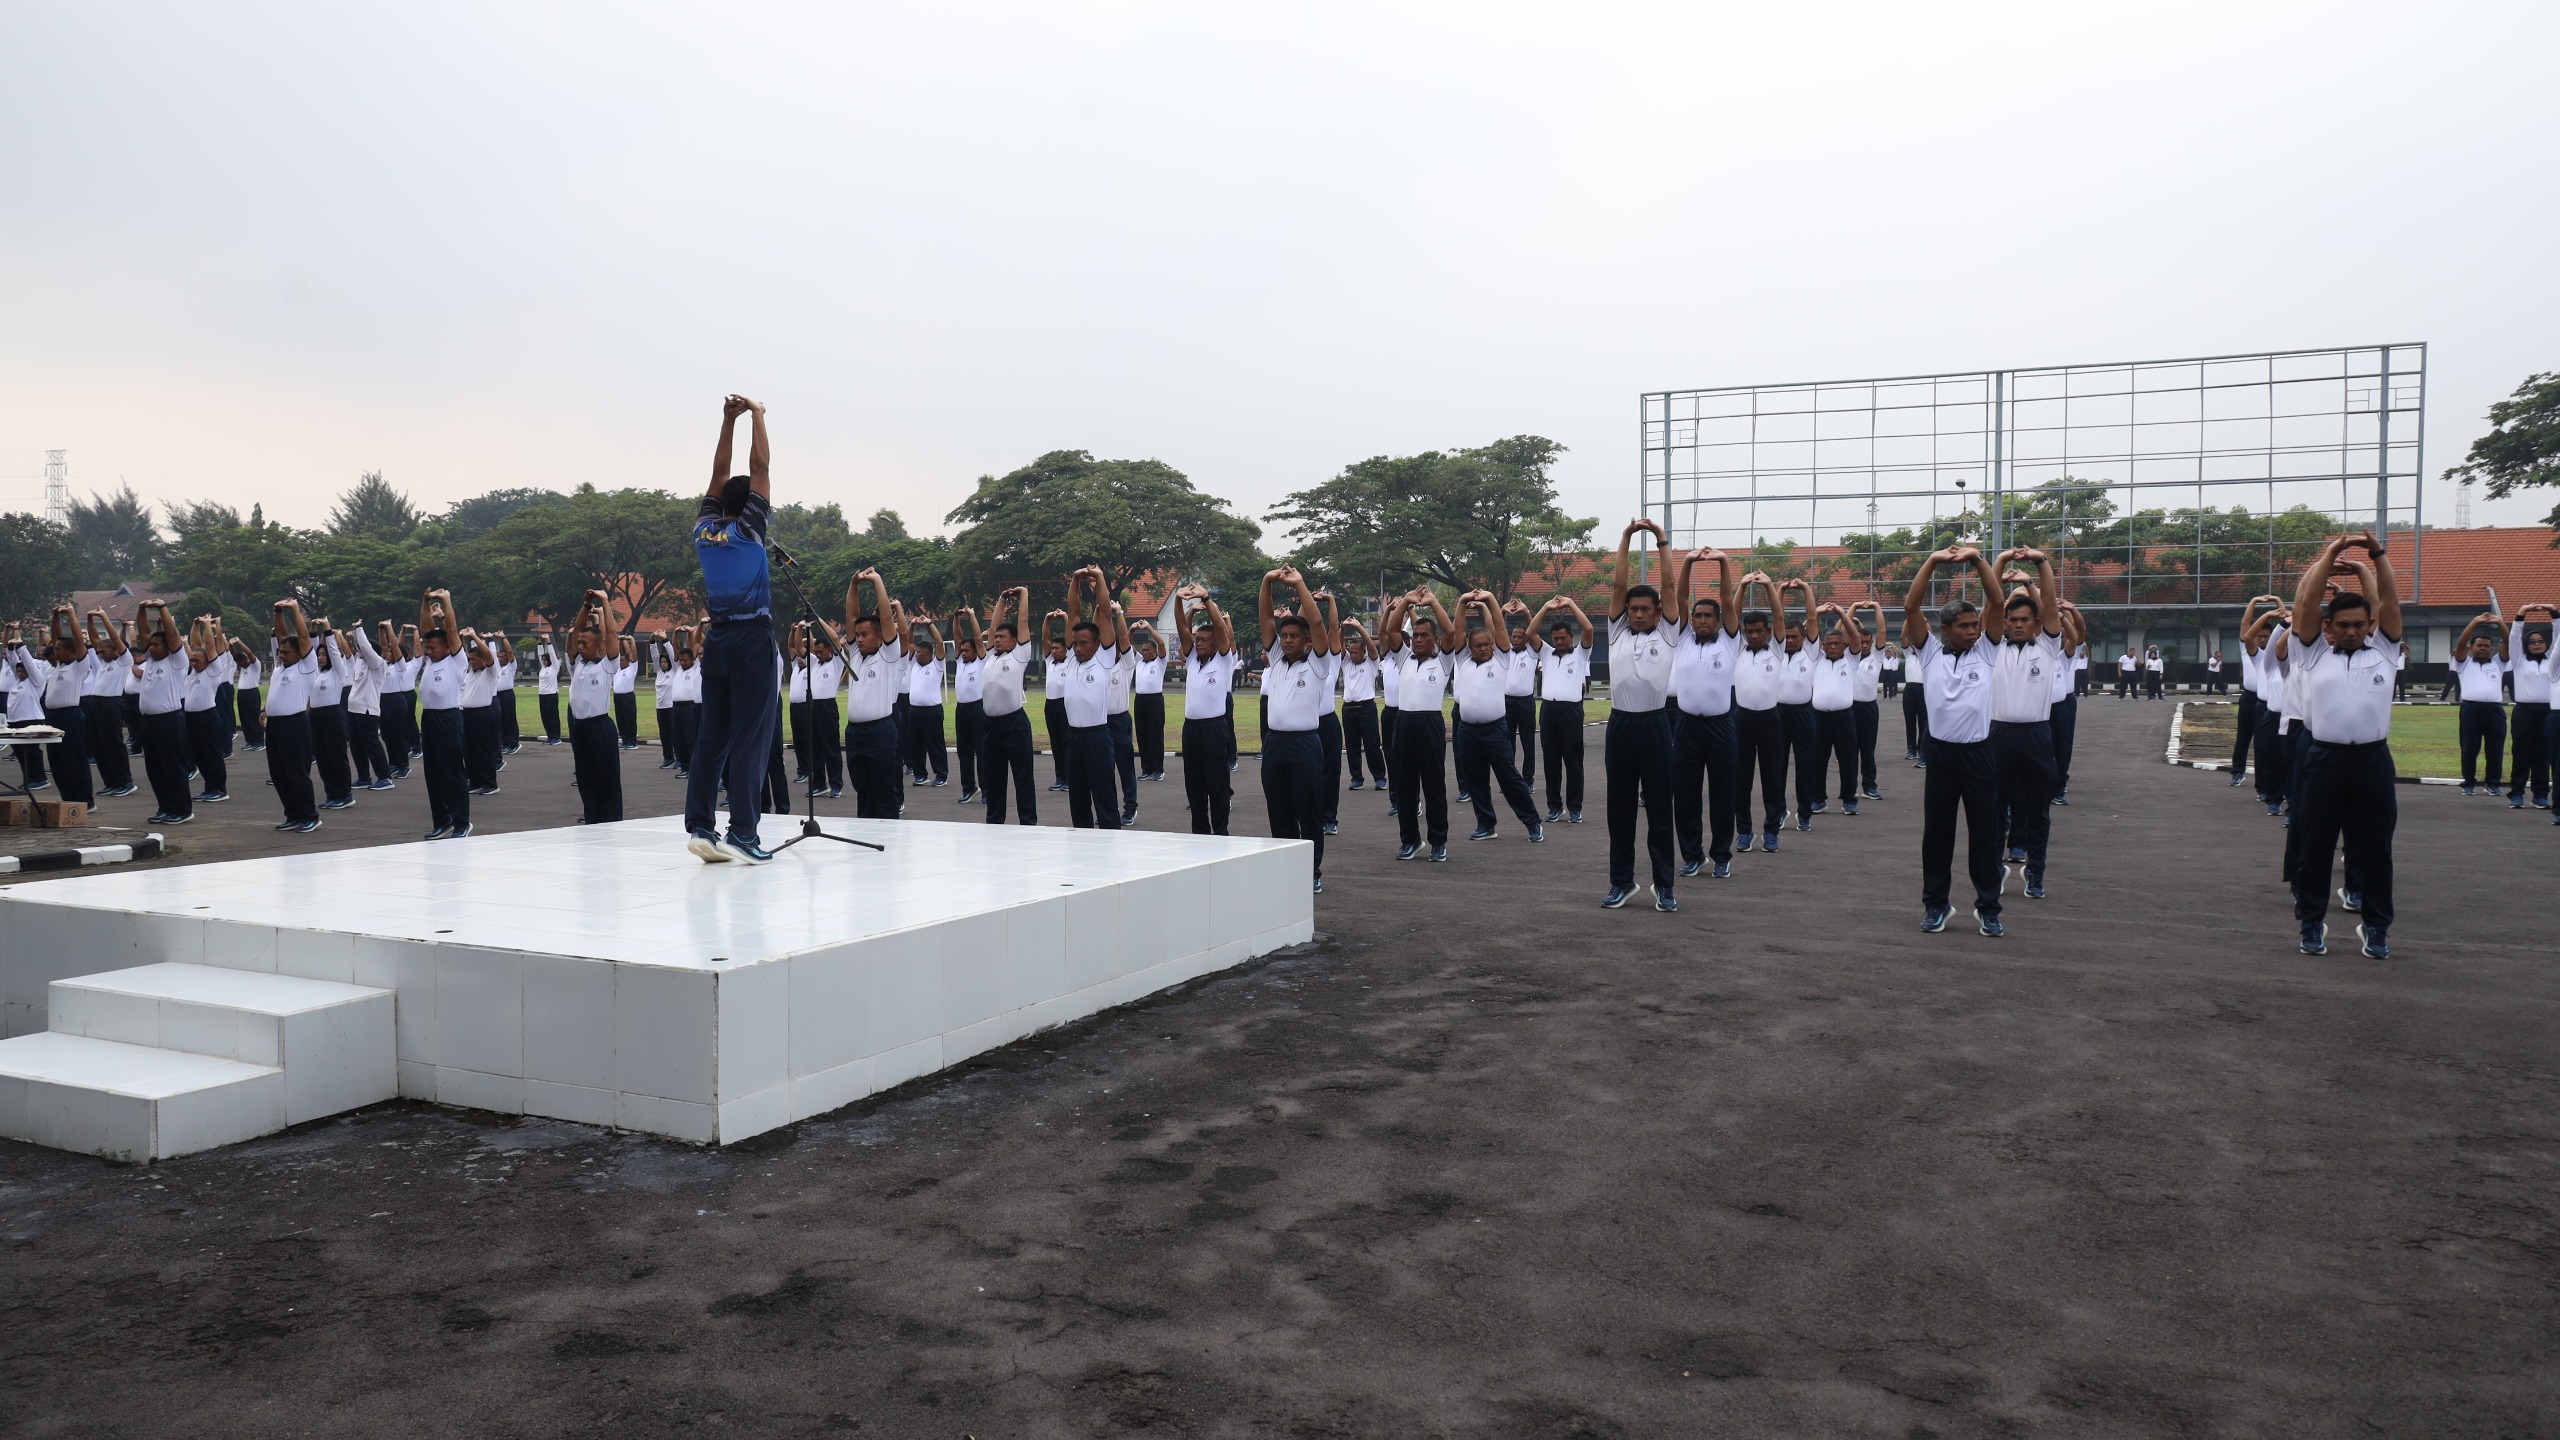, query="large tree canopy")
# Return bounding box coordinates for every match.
[1270,435,1592,603]
[328,471,422,541]
[66,483,163,586]
[946,450,1262,608]
[470,485,700,634]
[0,512,81,623]
[2444,370,2560,530]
